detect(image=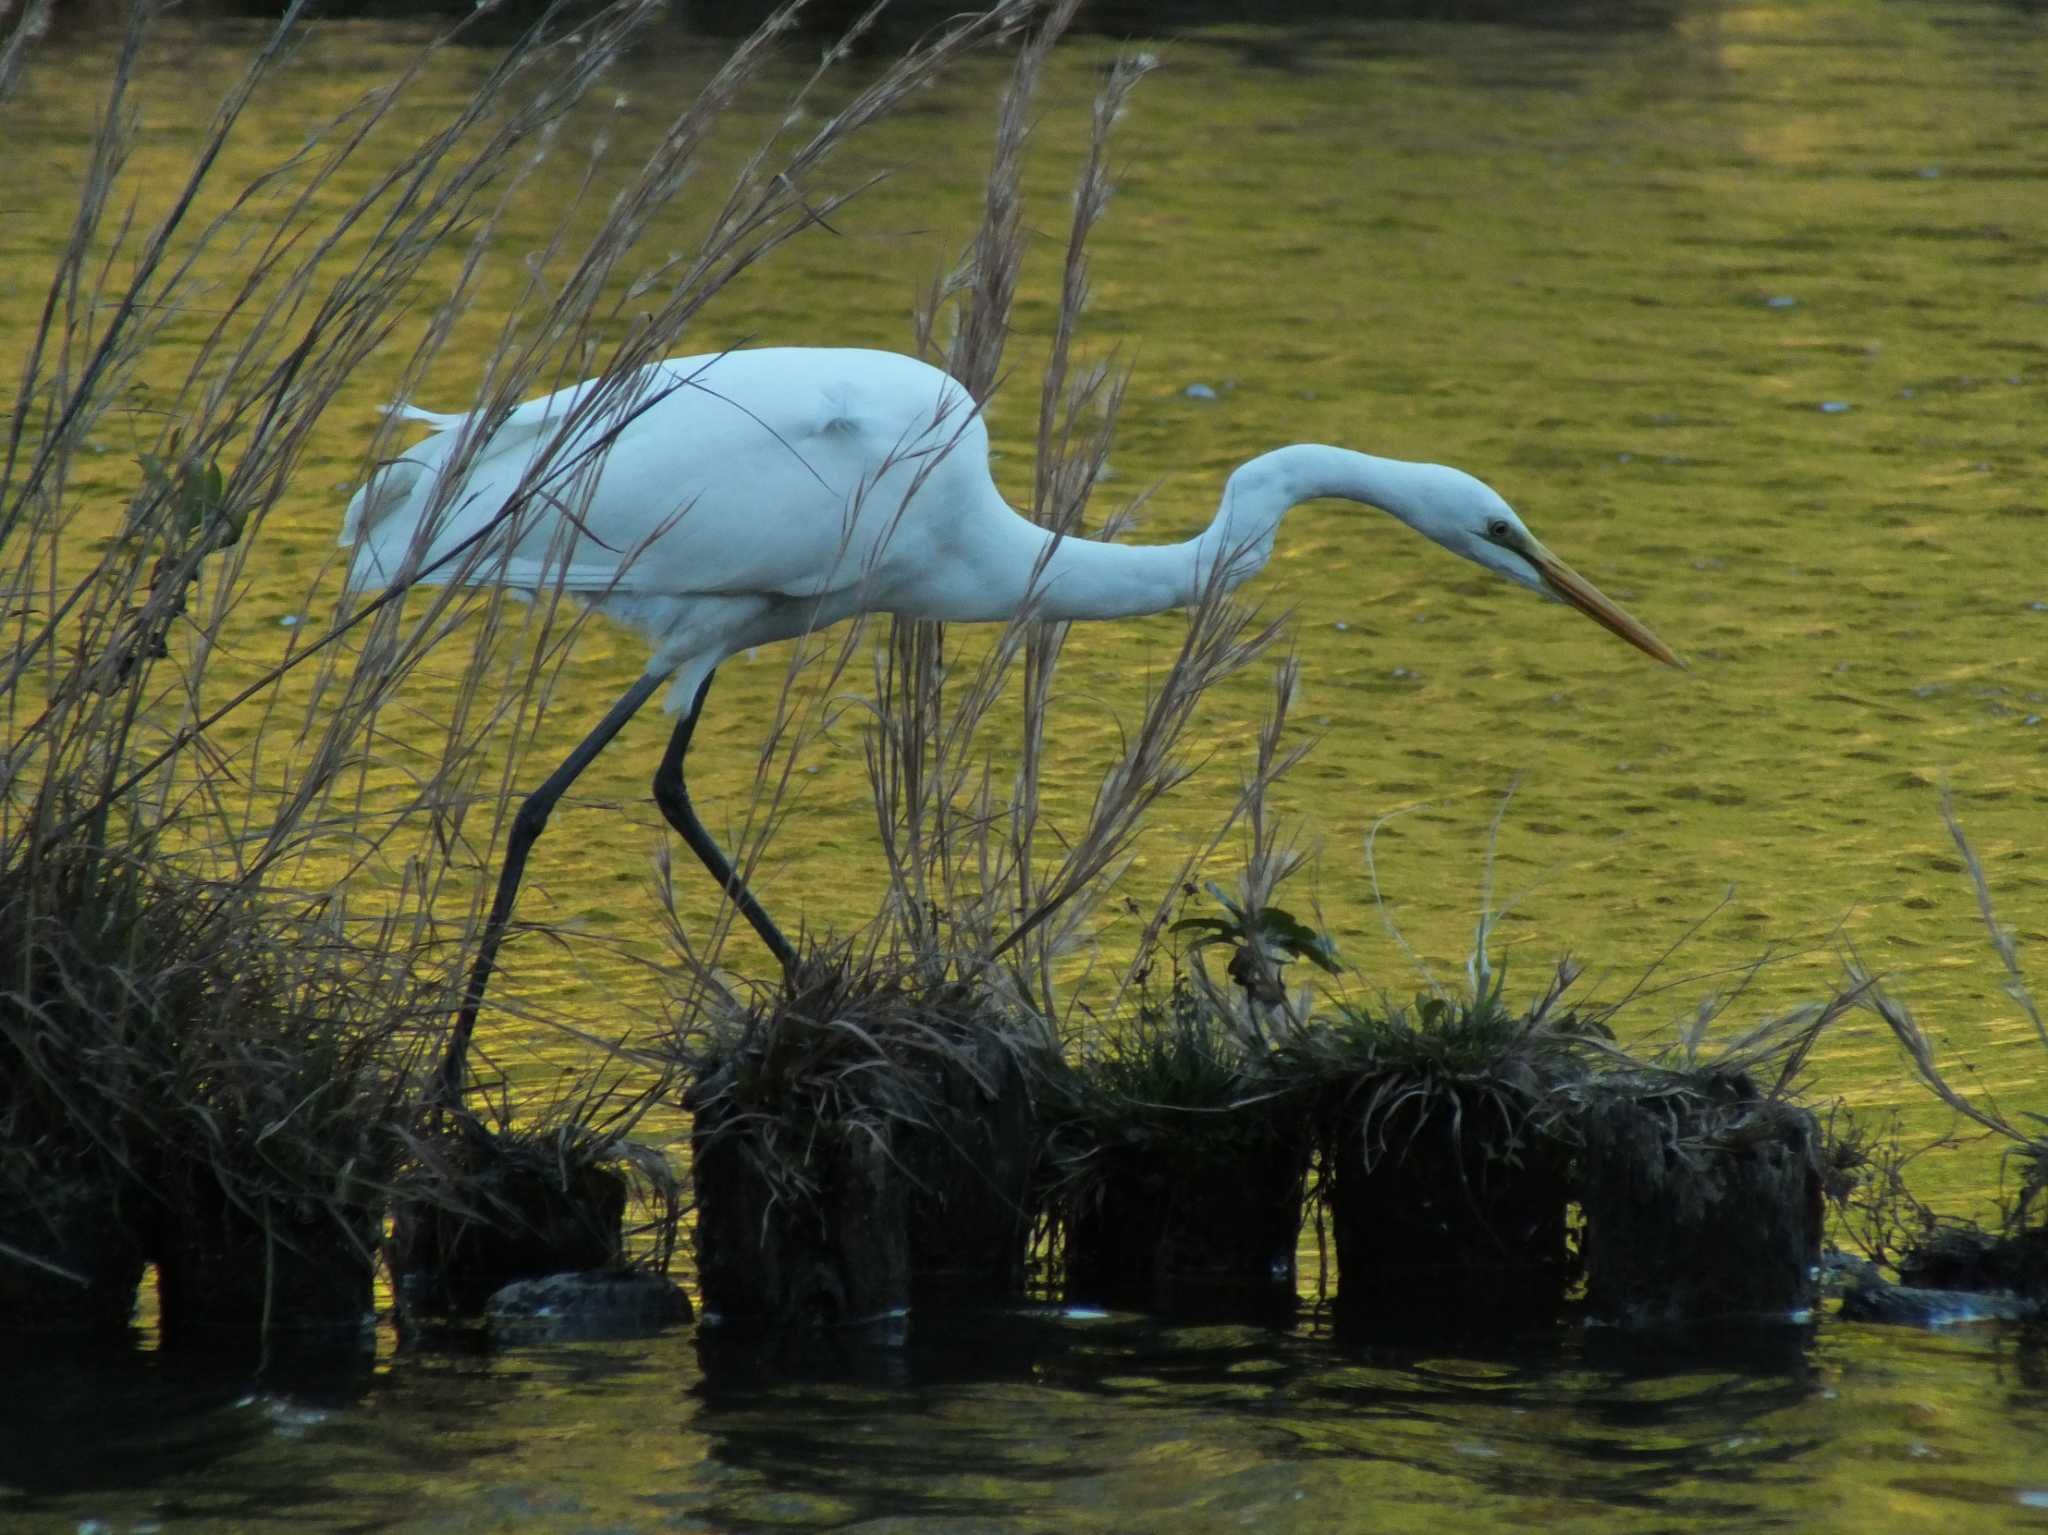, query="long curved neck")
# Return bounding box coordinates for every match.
[1188,443,1433,595]
[981,446,1425,624]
